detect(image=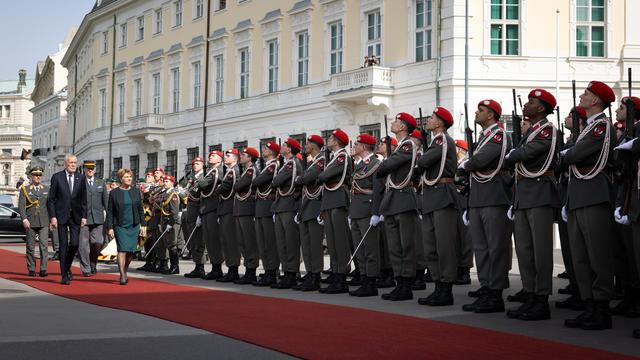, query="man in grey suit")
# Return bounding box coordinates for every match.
[78,160,108,276]
[18,167,50,277]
